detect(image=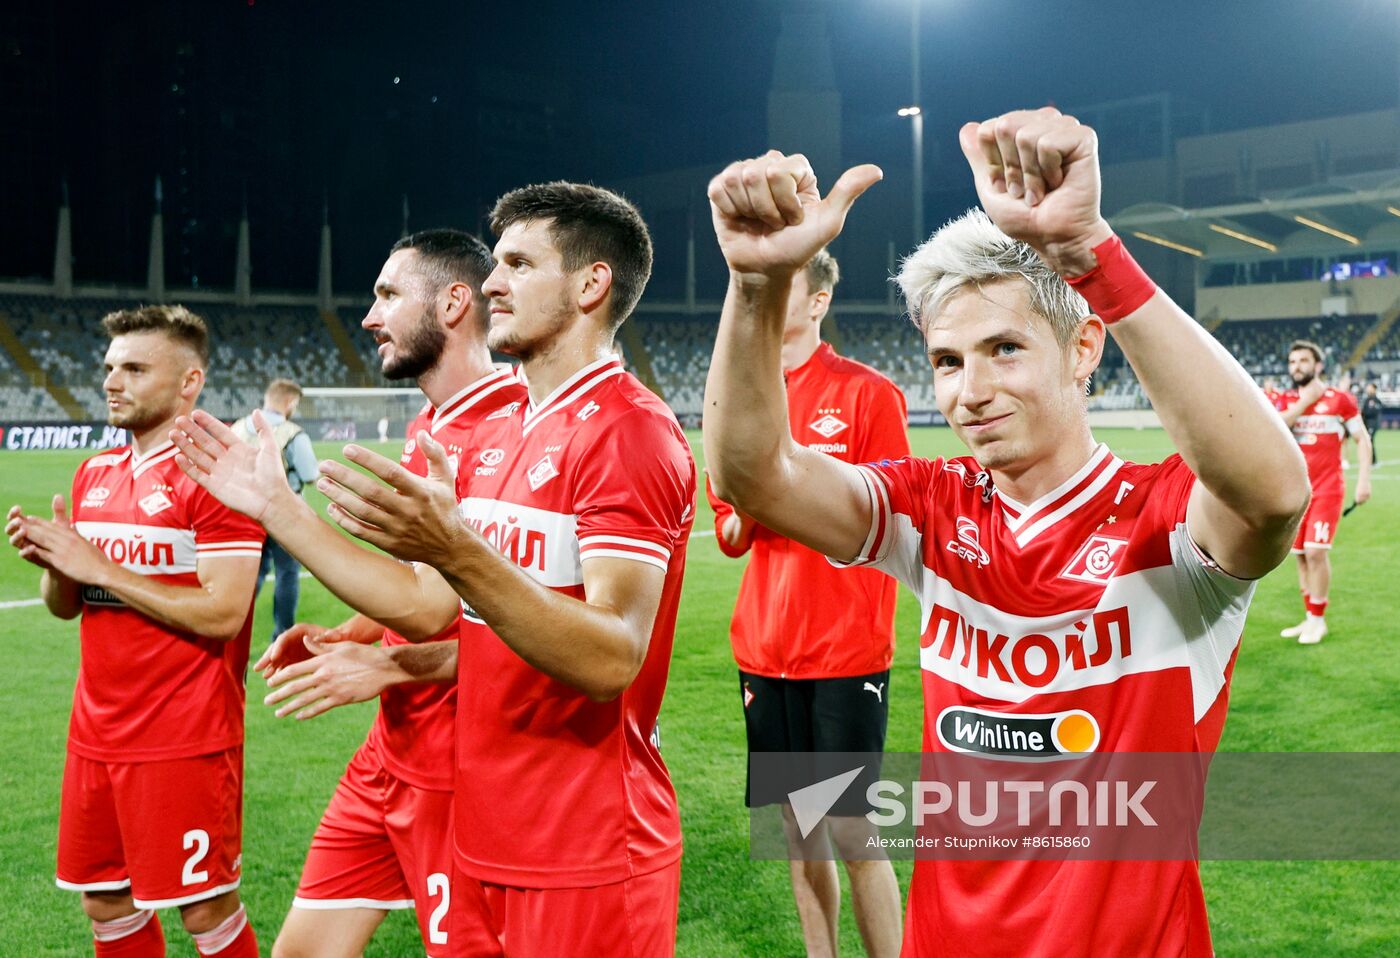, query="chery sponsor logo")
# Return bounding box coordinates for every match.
[81,486,111,510]
[475,447,506,477]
